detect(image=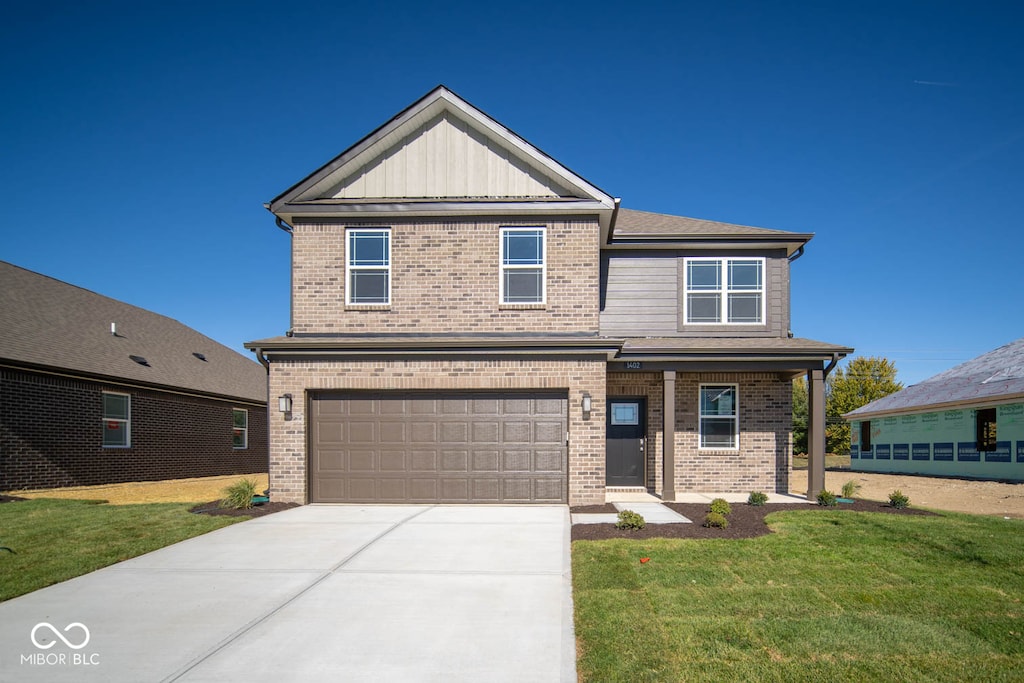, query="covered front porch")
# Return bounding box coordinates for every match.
[603,338,852,502]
